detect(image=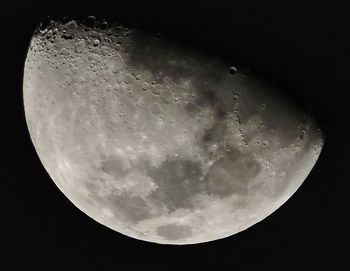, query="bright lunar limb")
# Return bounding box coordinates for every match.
[23,18,324,245]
